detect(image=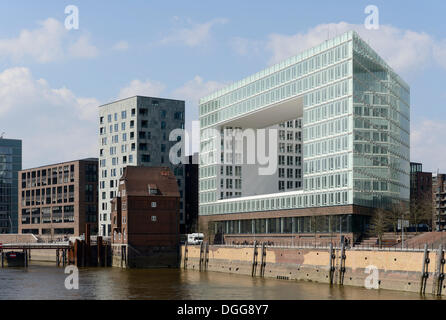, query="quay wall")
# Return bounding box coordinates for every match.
[180,245,445,296]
